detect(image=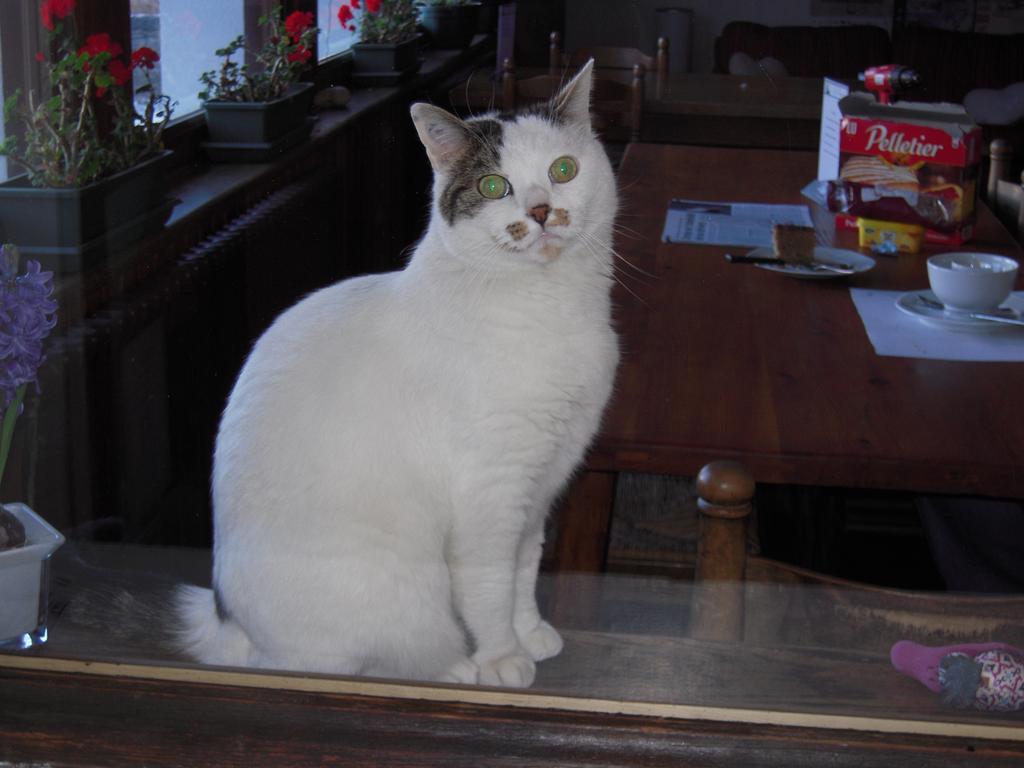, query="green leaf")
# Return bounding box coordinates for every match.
[0,384,27,491]
[3,91,20,123]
